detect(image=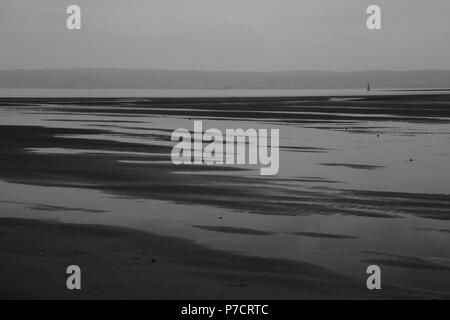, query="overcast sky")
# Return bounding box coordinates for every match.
[1,0,449,71]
